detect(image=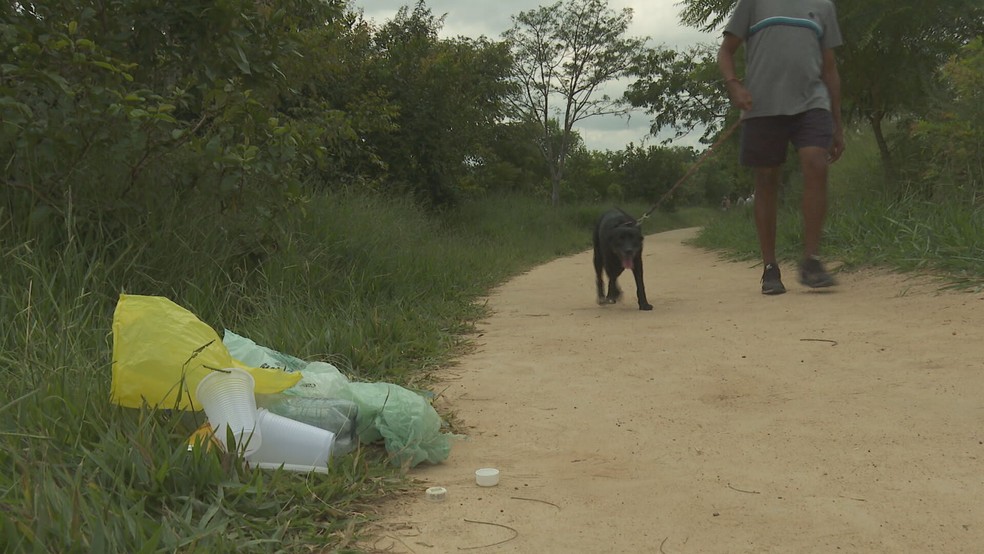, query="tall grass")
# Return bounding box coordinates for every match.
[691,129,984,290]
[0,191,711,552]
[1,198,405,553]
